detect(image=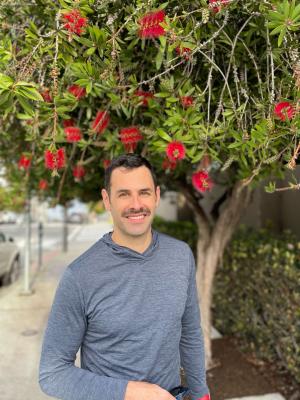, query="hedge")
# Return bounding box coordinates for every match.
[152,216,198,256]
[153,217,300,383]
[213,226,300,384]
